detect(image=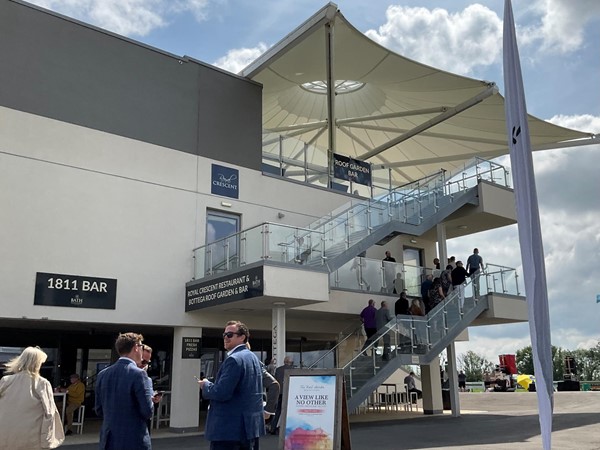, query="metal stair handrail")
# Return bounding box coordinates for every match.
[339,265,520,410]
[308,320,364,369]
